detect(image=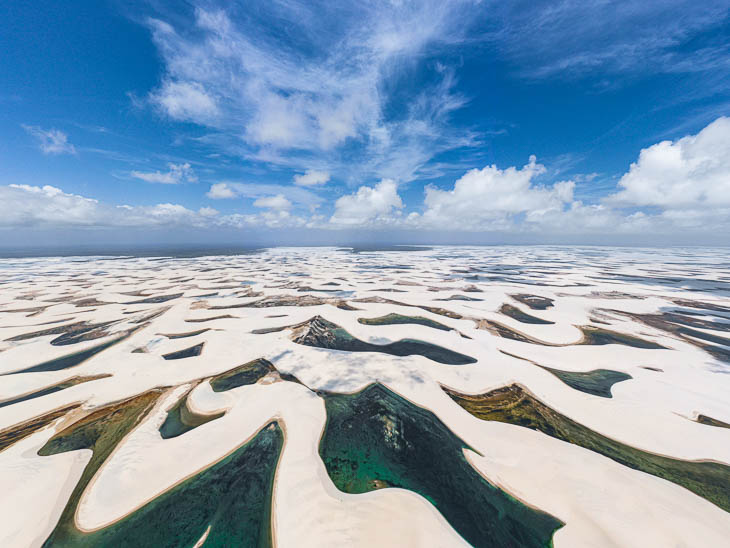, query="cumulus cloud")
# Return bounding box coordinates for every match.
[0,184,308,230]
[607,117,730,208]
[330,179,403,226]
[0,184,202,228]
[206,182,237,199]
[131,162,198,184]
[253,194,291,210]
[6,116,730,238]
[407,120,730,235]
[293,170,330,187]
[417,156,575,229]
[3,184,99,226]
[22,125,76,155]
